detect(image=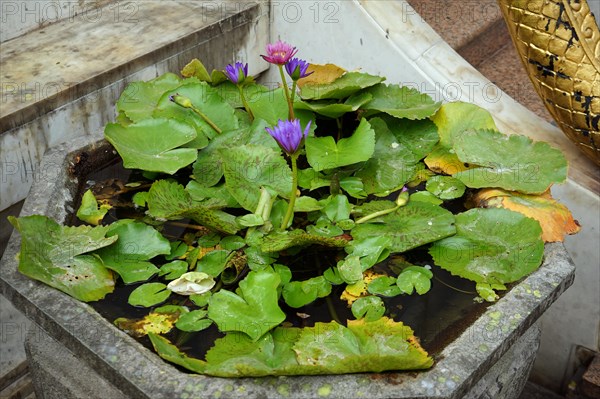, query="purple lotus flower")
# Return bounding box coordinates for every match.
[261,40,298,65]
[285,58,313,81]
[224,62,248,84]
[266,119,311,155]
